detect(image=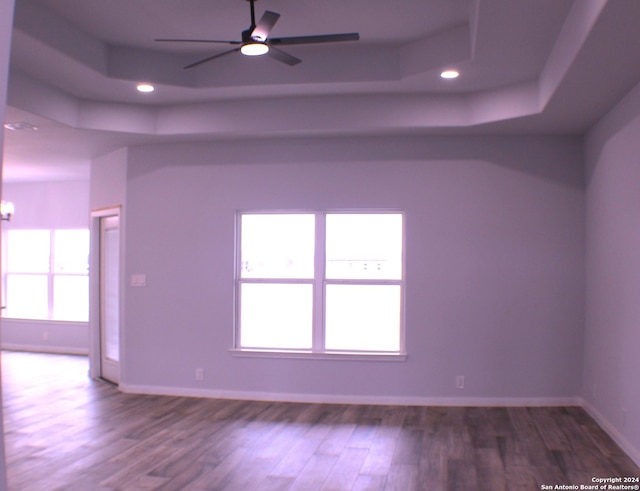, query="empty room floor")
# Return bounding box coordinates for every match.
[1,351,638,490]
